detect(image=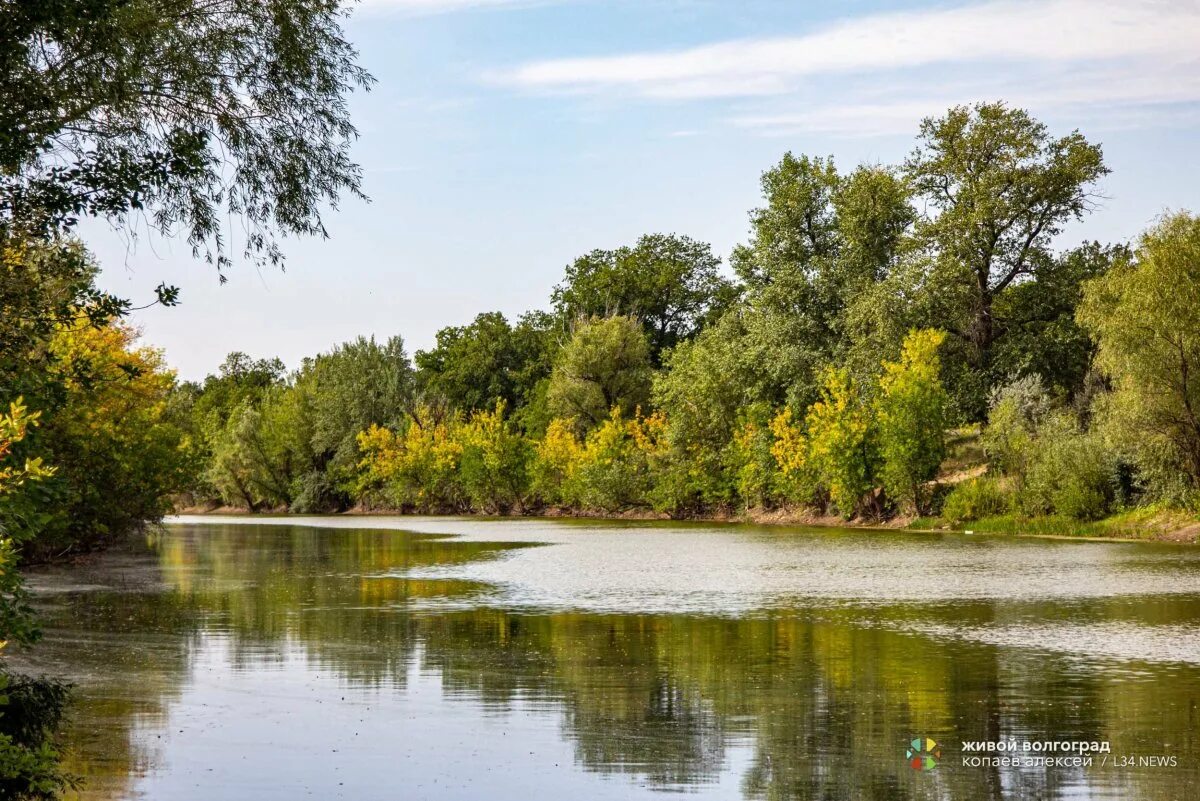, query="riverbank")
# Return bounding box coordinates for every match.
[172,503,1200,544]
